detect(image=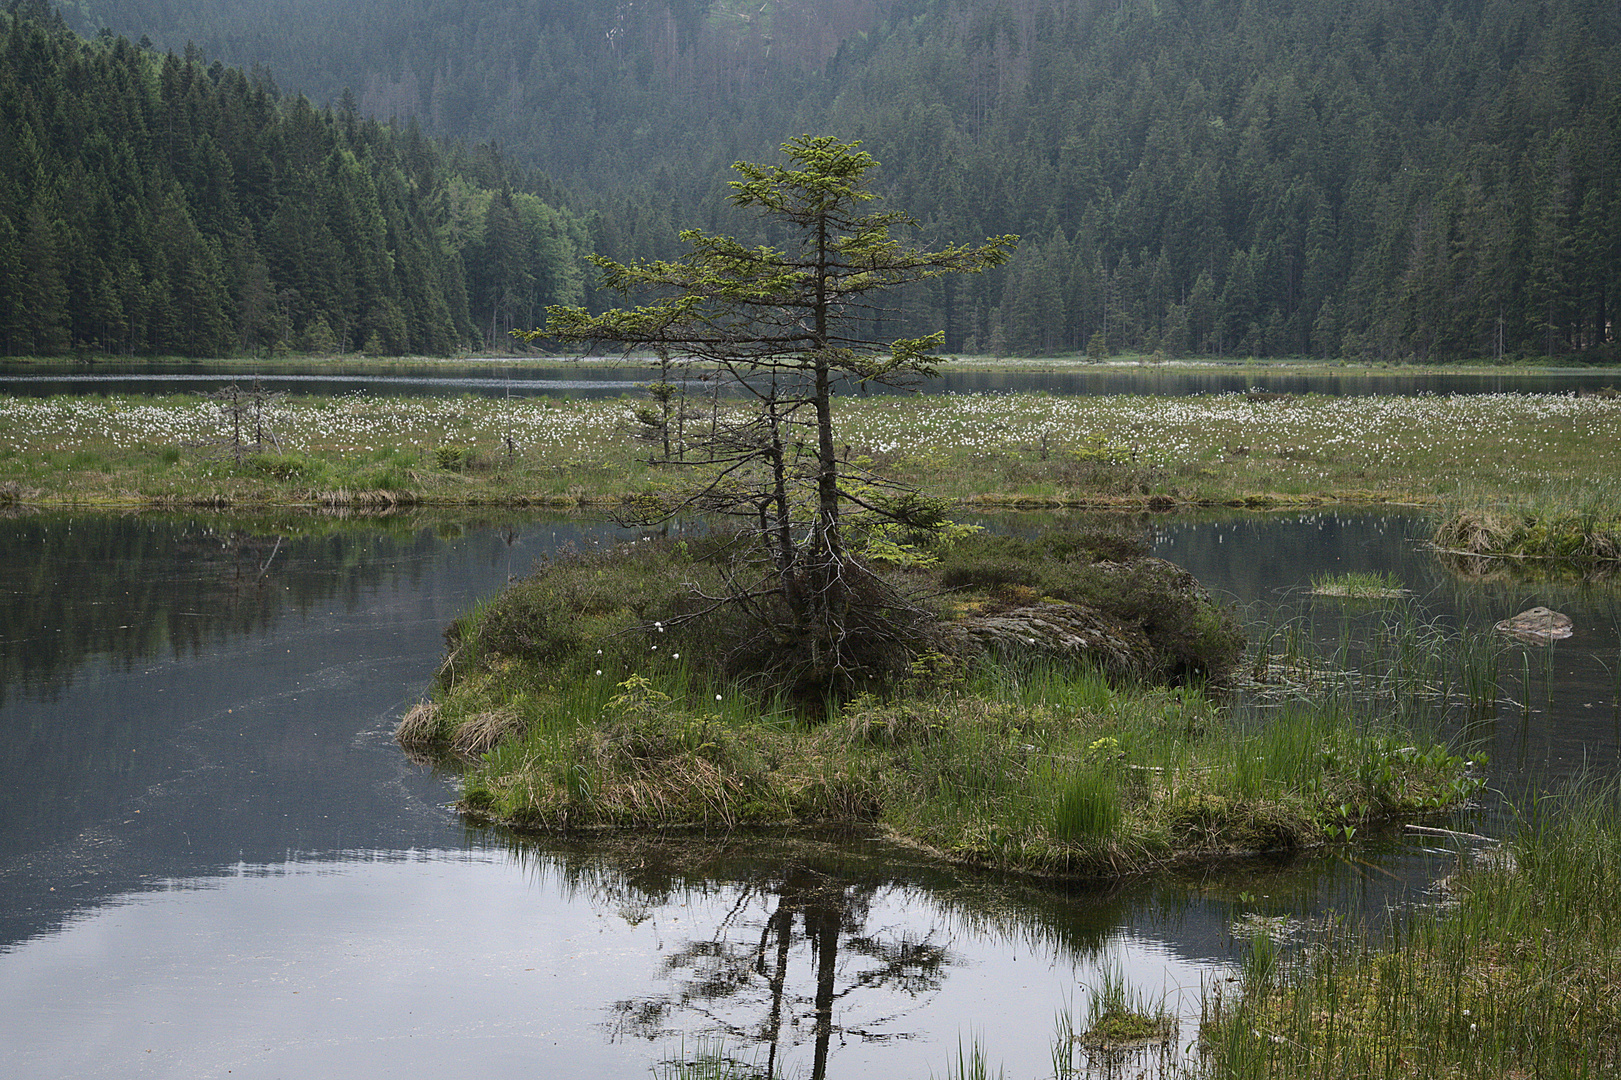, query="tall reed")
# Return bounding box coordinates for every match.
[1206,780,1621,1079]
